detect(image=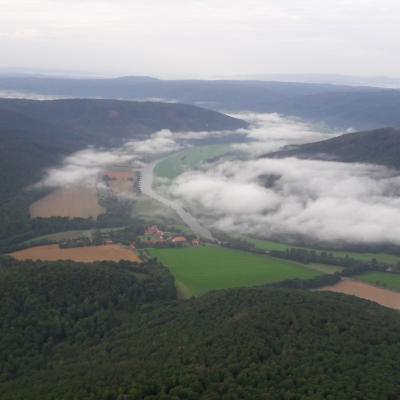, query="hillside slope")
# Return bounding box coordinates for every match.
[0,98,247,142]
[2,76,400,129]
[1,259,400,399]
[271,127,400,169]
[0,98,245,198]
[0,98,246,245]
